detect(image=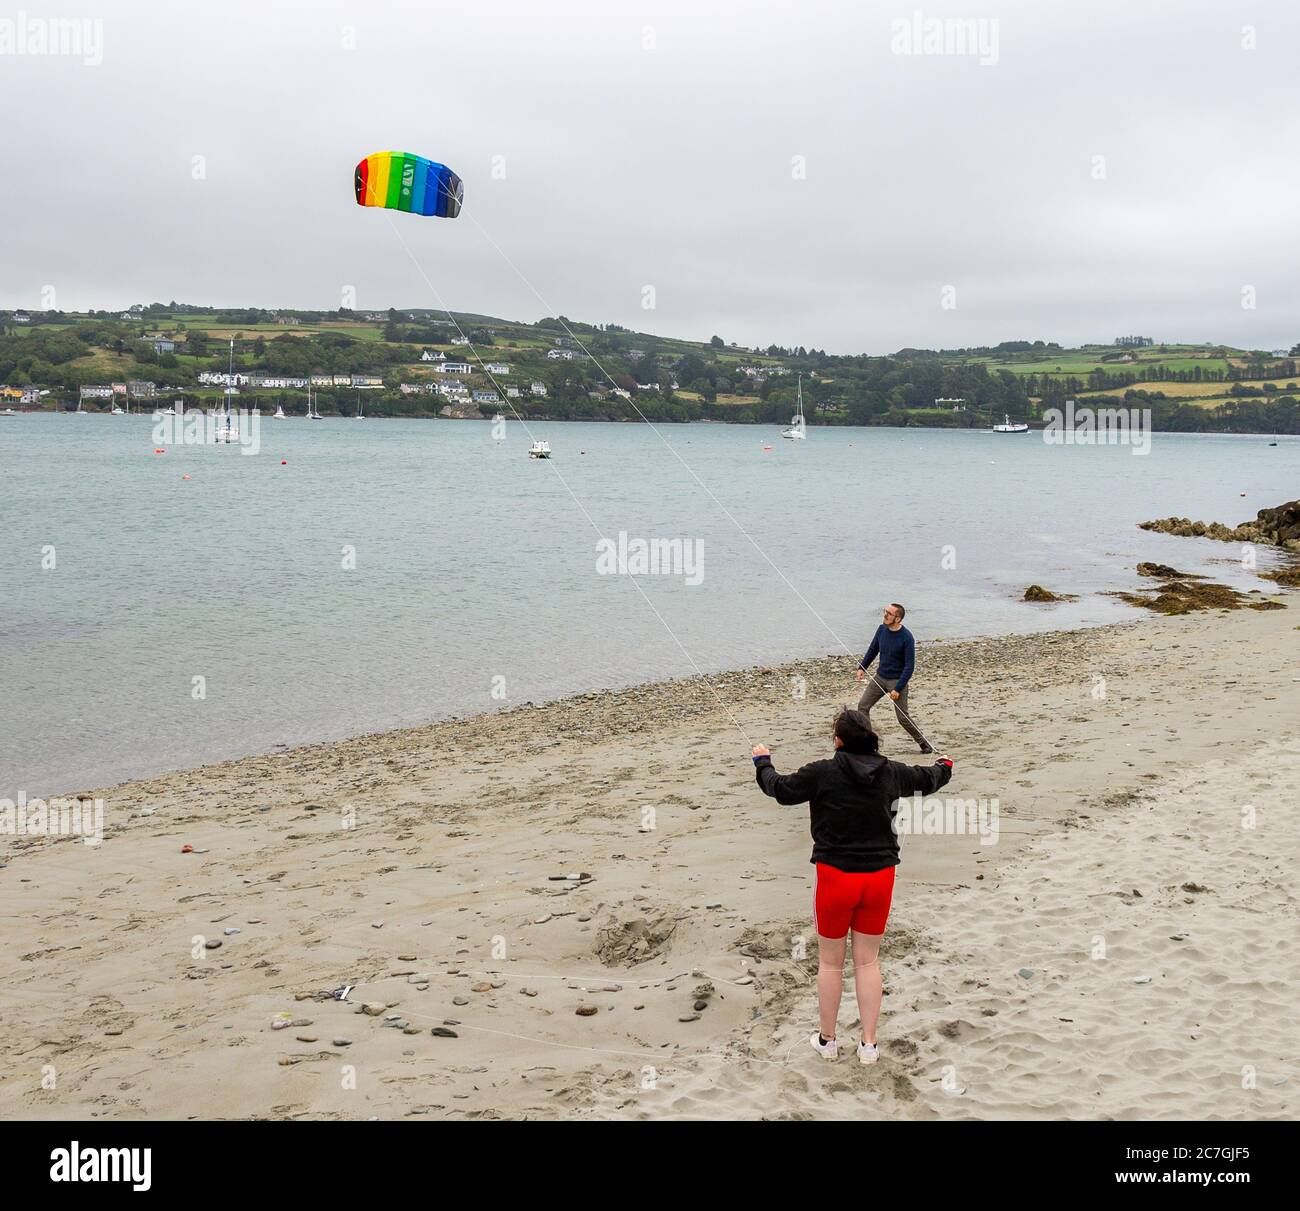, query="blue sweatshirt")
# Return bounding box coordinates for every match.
[860,624,915,690]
